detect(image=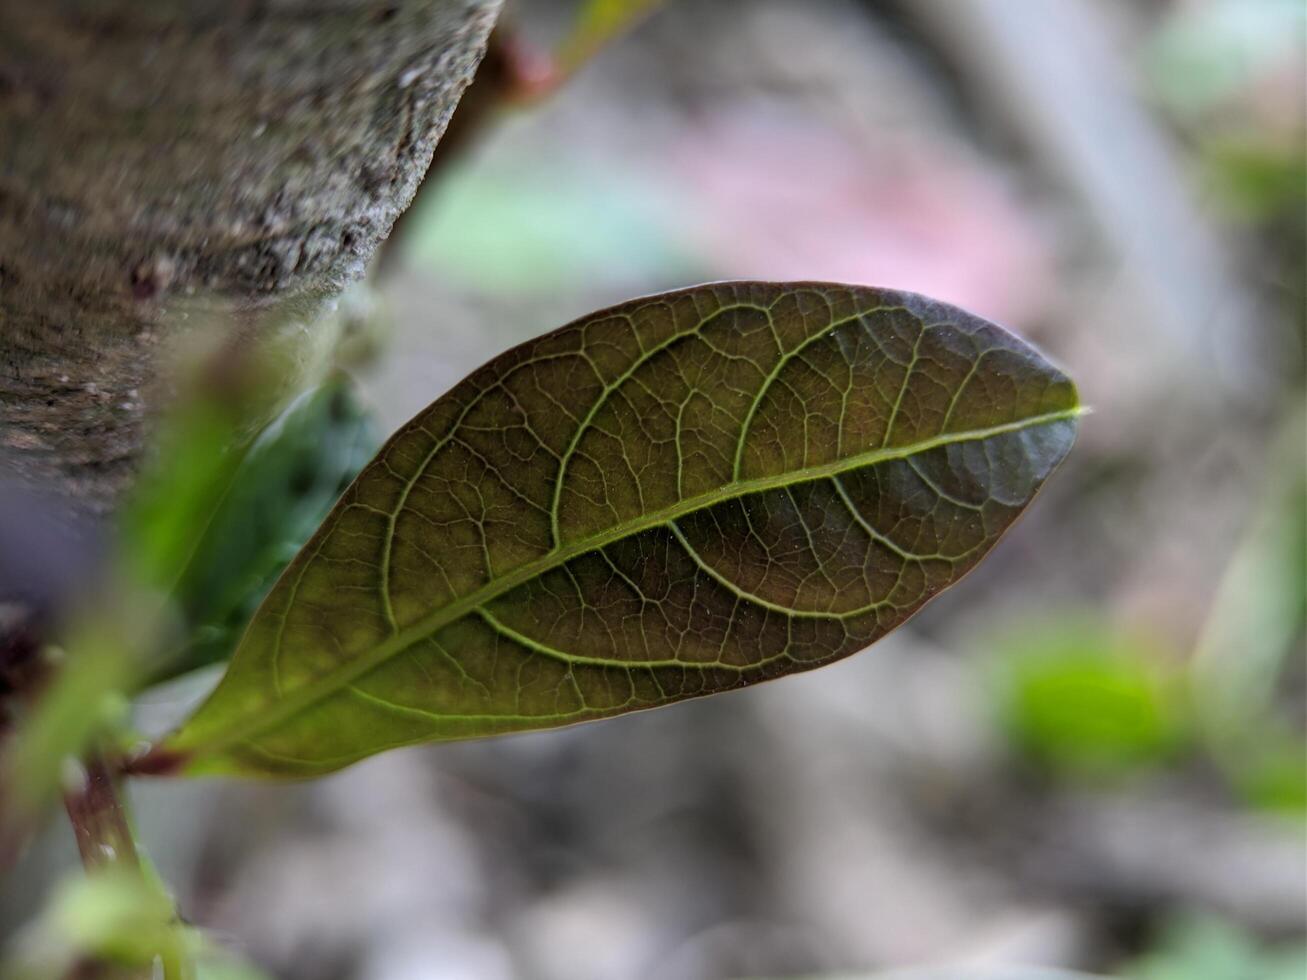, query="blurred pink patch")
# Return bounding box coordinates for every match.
[667,108,1052,327]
